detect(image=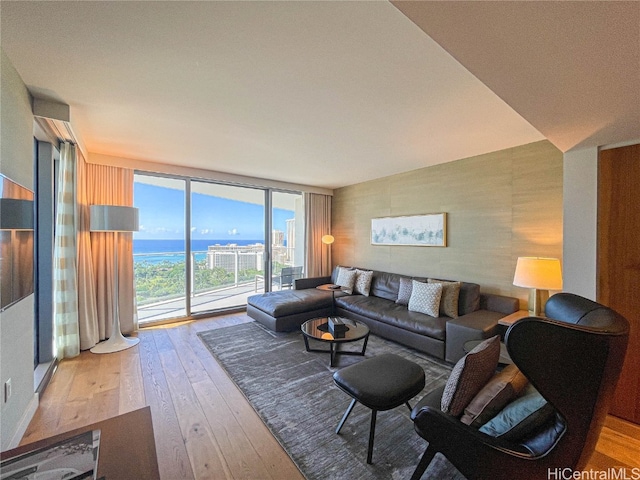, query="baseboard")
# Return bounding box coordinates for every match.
[7,392,39,450]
